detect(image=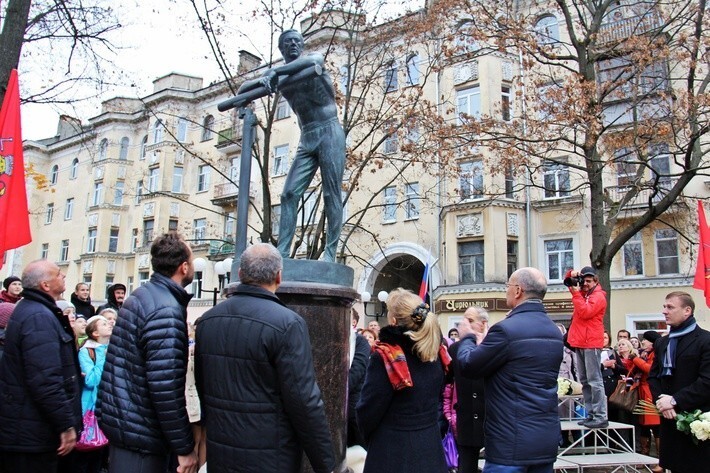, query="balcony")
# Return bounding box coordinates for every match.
[605,179,680,212]
[209,239,235,257]
[211,180,257,206]
[215,127,242,154]
[597,10,663,46]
